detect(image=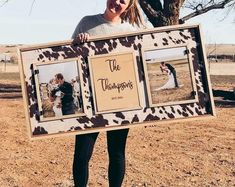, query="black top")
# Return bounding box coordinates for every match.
[51,81,74,105]
[165,63,175,72]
